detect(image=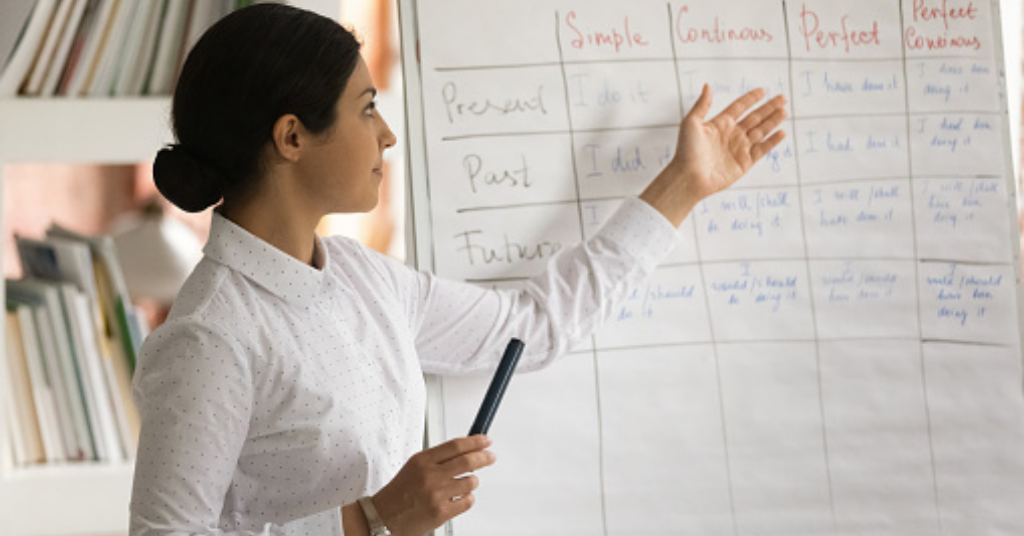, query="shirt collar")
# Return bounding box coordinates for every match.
[203,210,328,307]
